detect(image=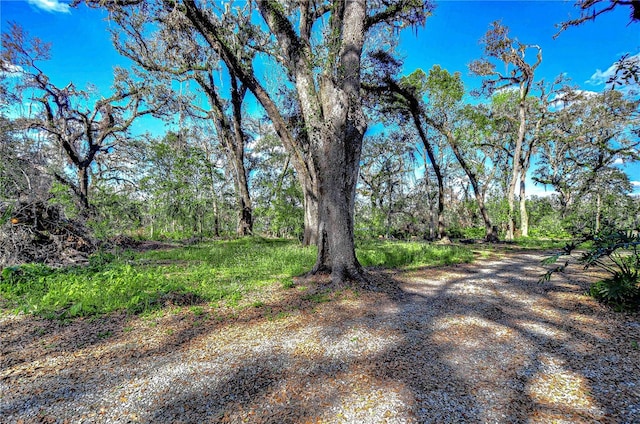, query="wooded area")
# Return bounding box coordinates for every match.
[1,1,640,422]
[0,0,638,283]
